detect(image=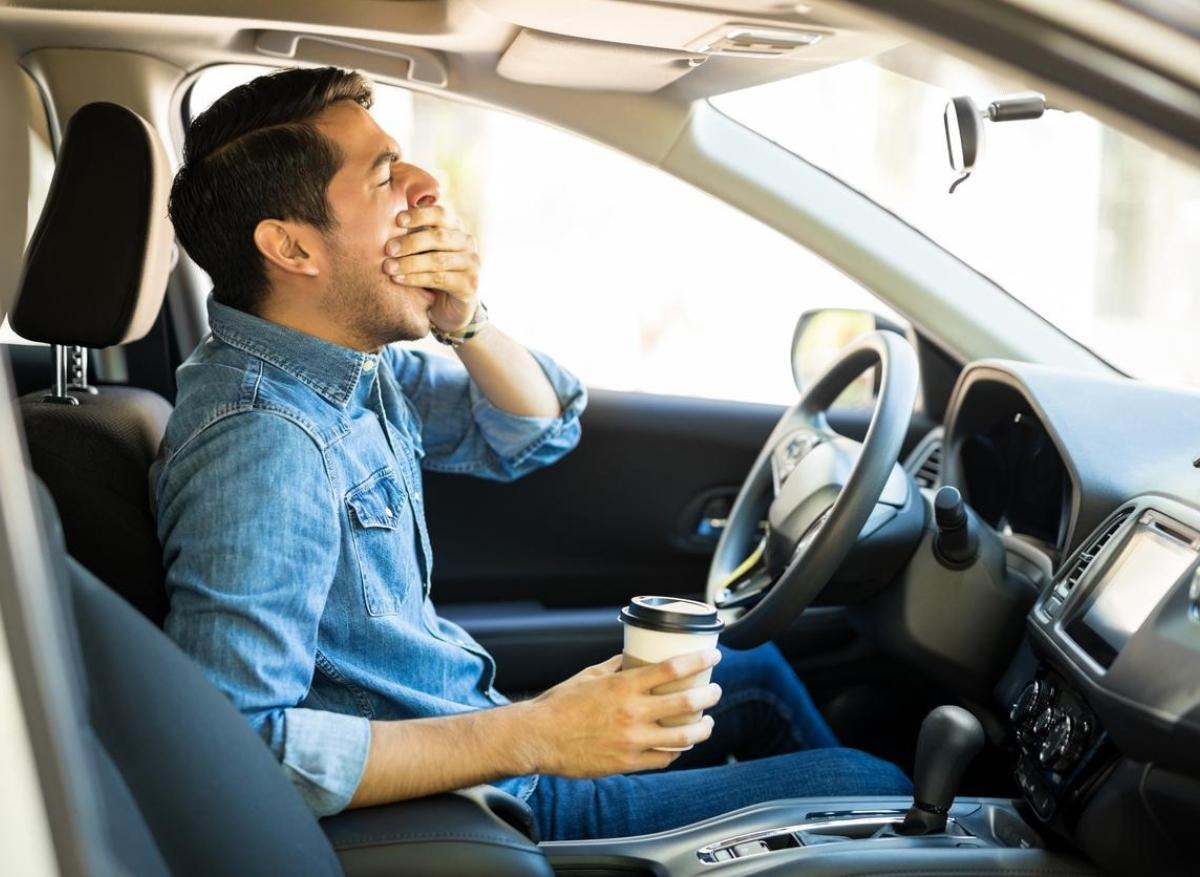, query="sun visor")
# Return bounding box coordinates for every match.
[497,29,704,92]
